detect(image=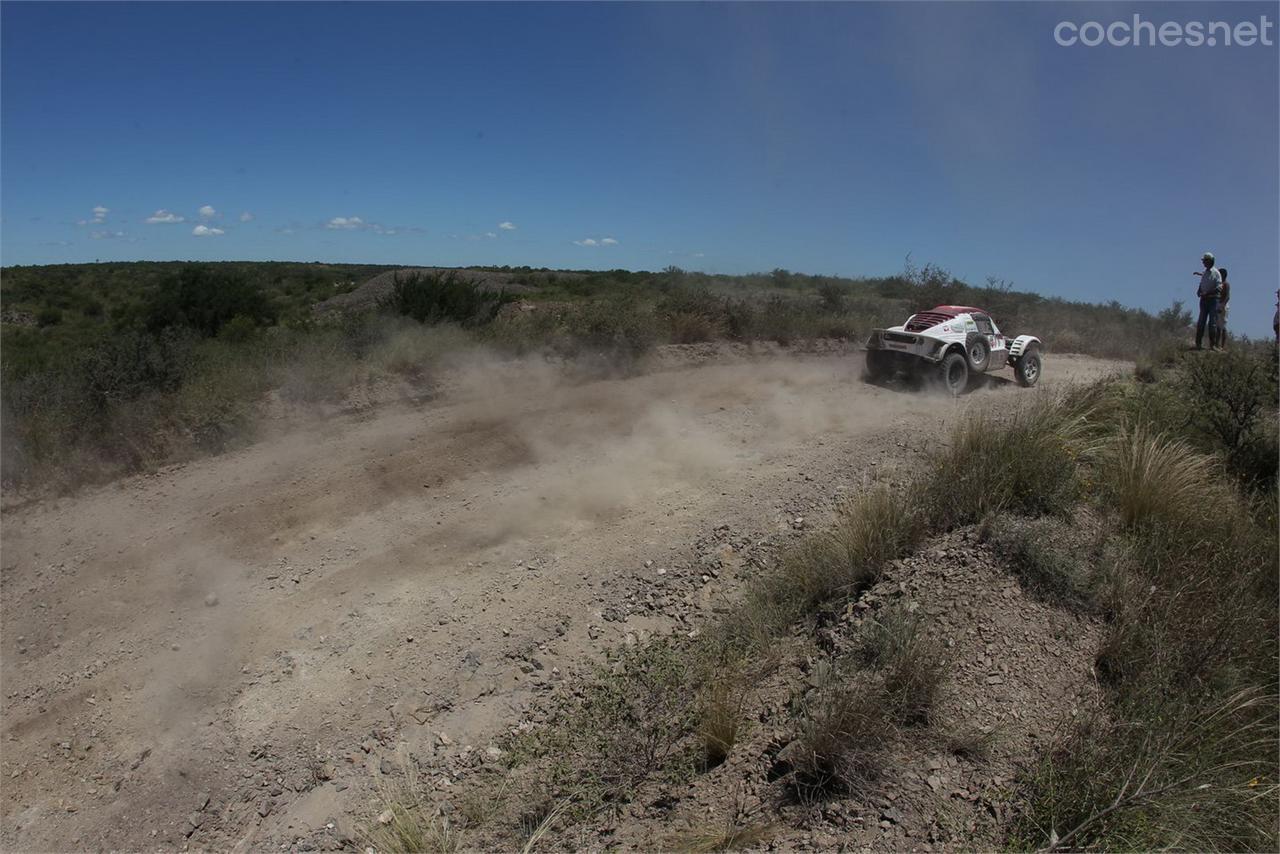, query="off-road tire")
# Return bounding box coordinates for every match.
[863,349,893,382]
[1014,344,1042,388]
[965,333,990,372]
[939,351,969,396]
